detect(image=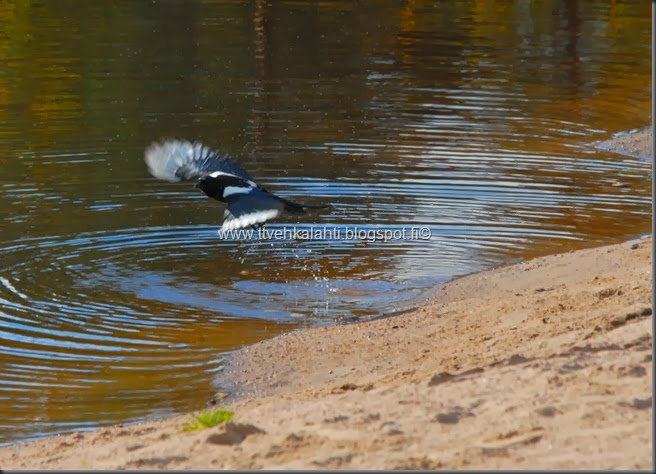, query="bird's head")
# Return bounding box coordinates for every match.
[194,176,223,200]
